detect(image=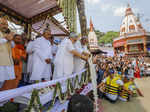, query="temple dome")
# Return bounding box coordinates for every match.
[120,4,145,36]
